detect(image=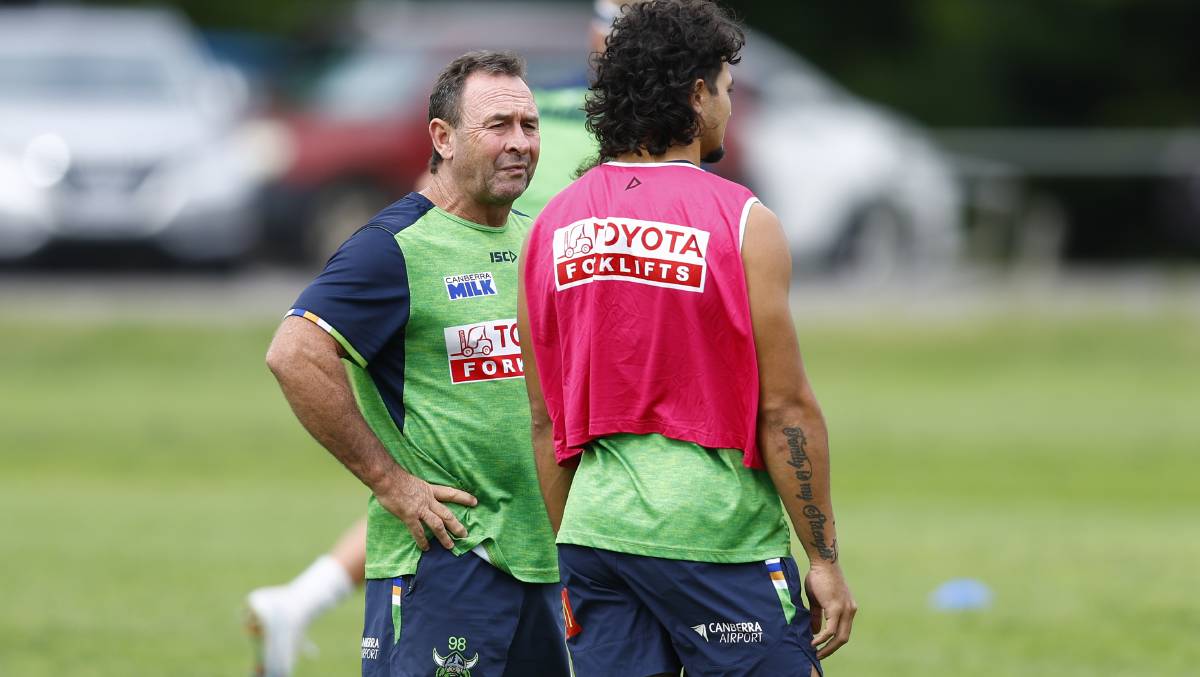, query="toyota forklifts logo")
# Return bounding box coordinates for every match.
[443,319,524,384]
[553,217,709,292]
